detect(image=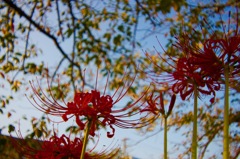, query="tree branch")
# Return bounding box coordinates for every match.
[3,0,85,83]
